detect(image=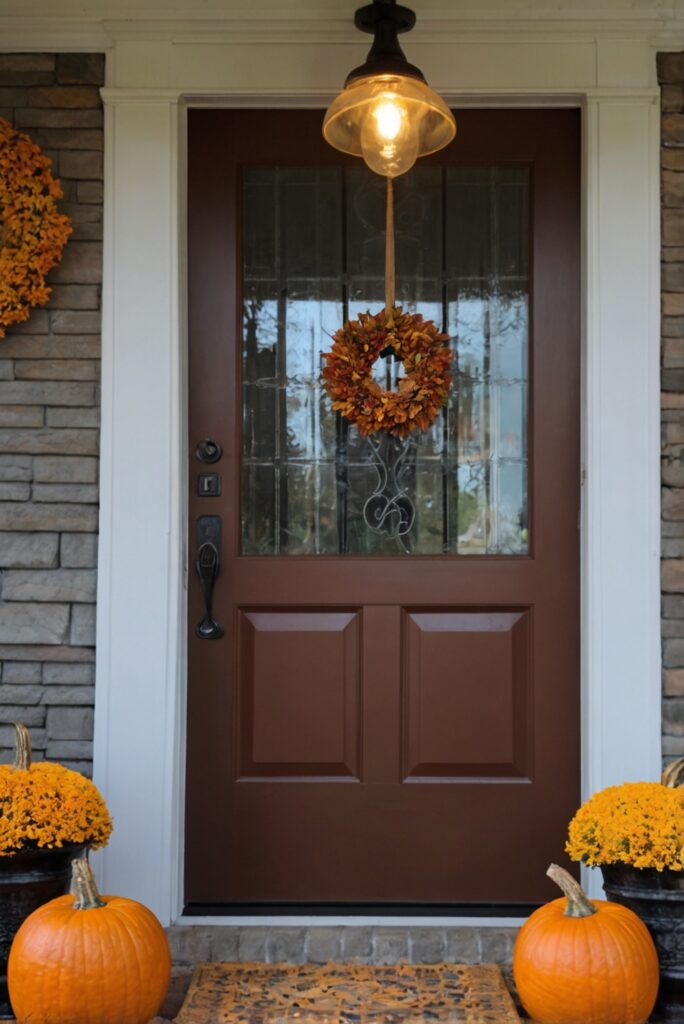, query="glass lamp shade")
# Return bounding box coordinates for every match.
[323,73,456,178]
